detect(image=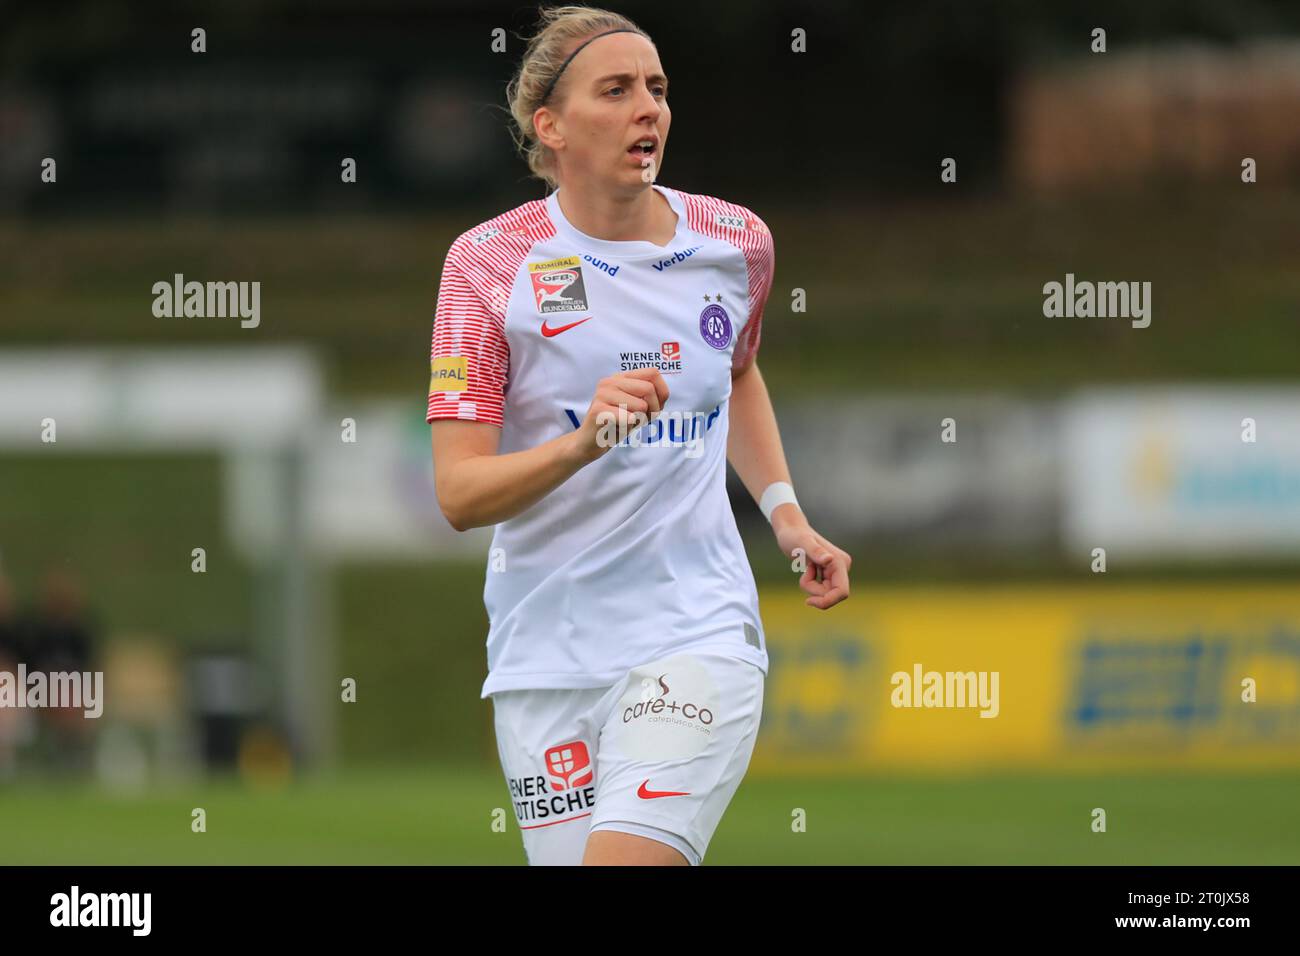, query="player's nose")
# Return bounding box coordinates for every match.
[632,83,663,119]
